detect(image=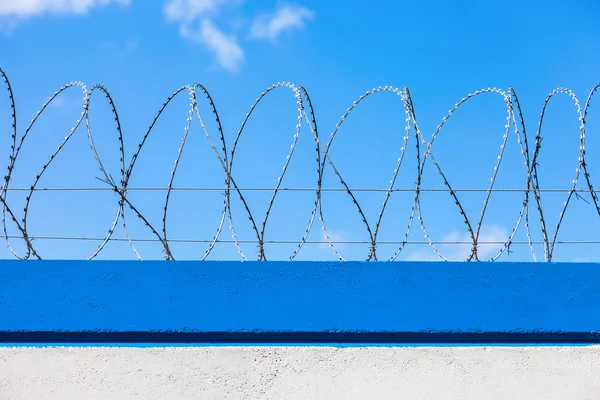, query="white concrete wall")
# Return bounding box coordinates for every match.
[2,347,600,399]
